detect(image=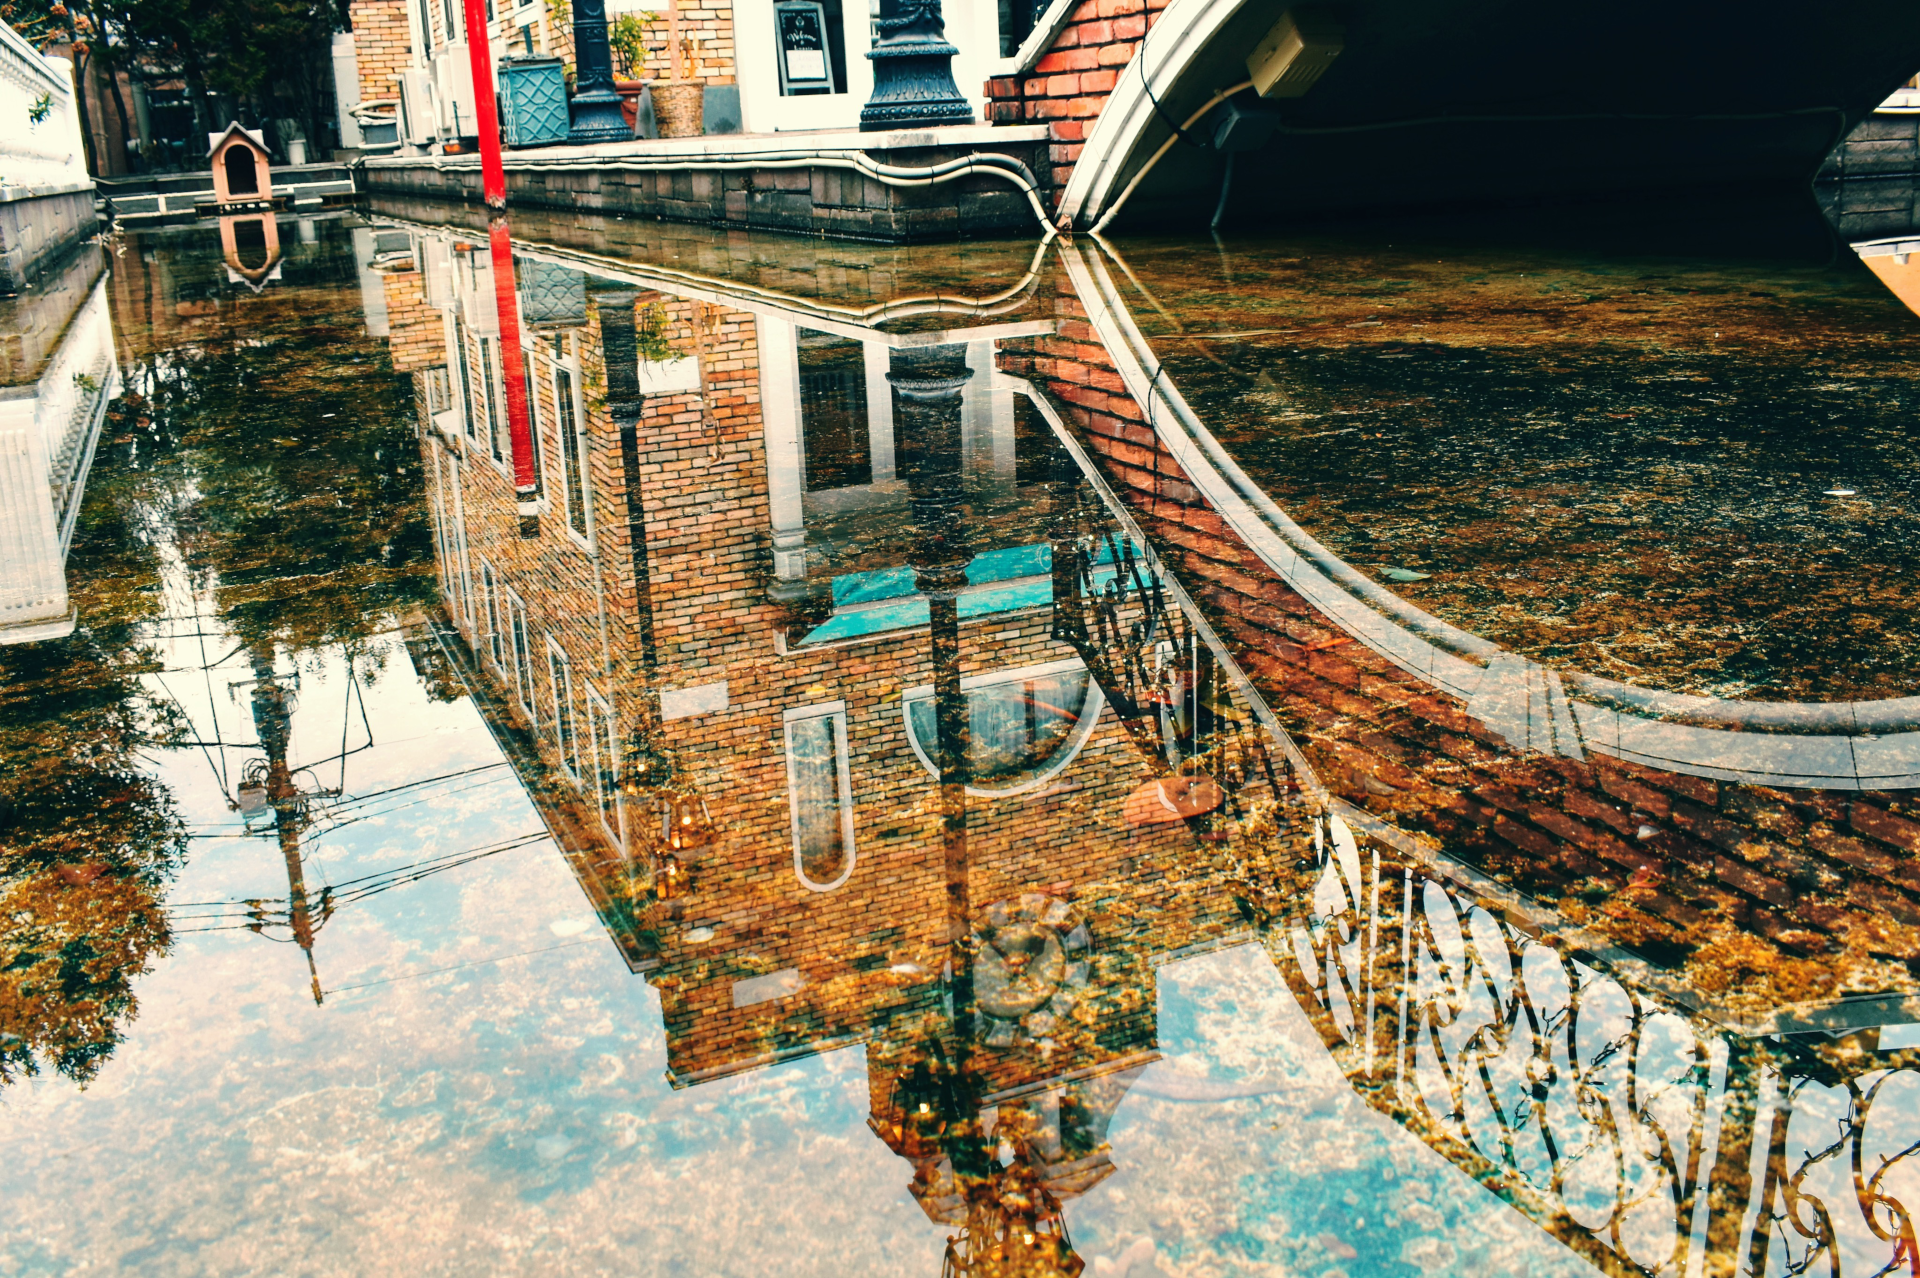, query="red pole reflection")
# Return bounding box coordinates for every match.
[490,216,538,508]
[458,1,539,515]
